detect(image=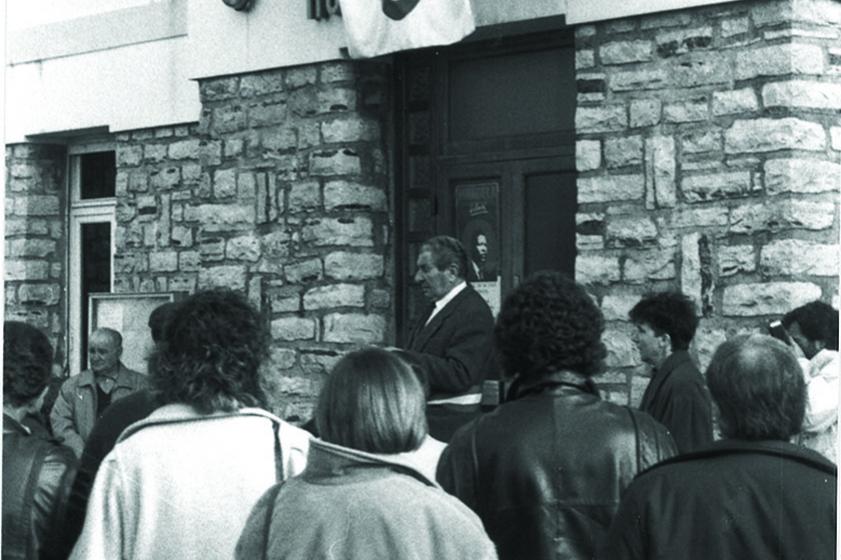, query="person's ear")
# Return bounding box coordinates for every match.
[660,333,672,352]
